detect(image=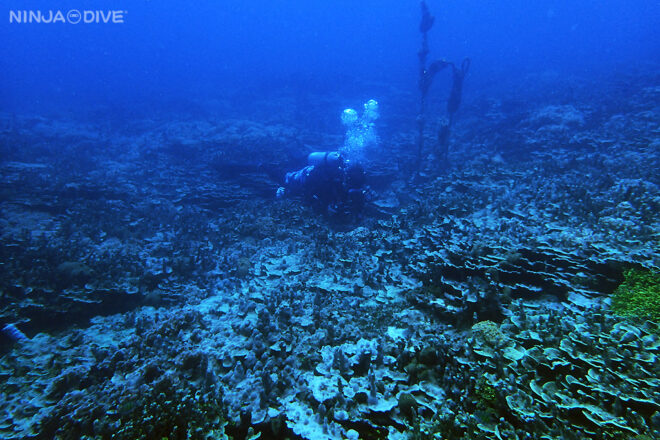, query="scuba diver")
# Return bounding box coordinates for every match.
[277,151,366,222]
